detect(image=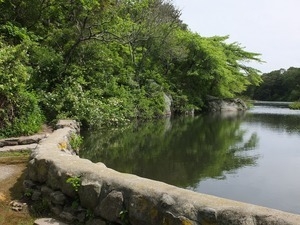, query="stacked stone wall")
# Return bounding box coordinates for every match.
[26,120,300,225]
